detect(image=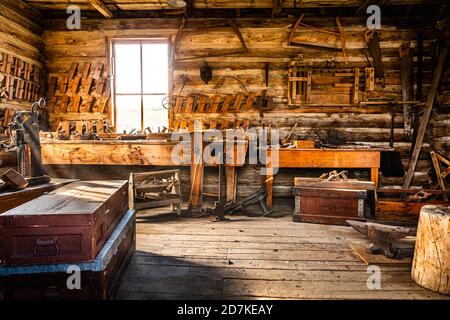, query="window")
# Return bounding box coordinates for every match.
[112,39,169,133]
